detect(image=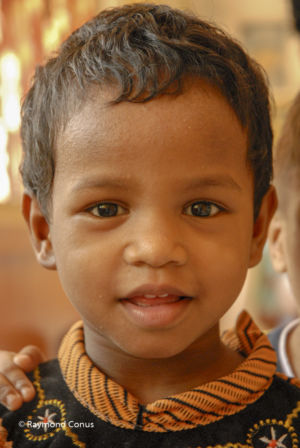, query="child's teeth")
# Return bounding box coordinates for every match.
[143,293,169,298]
